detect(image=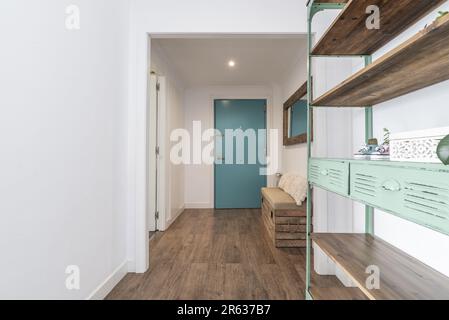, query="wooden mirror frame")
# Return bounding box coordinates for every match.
[283,81,313,146]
